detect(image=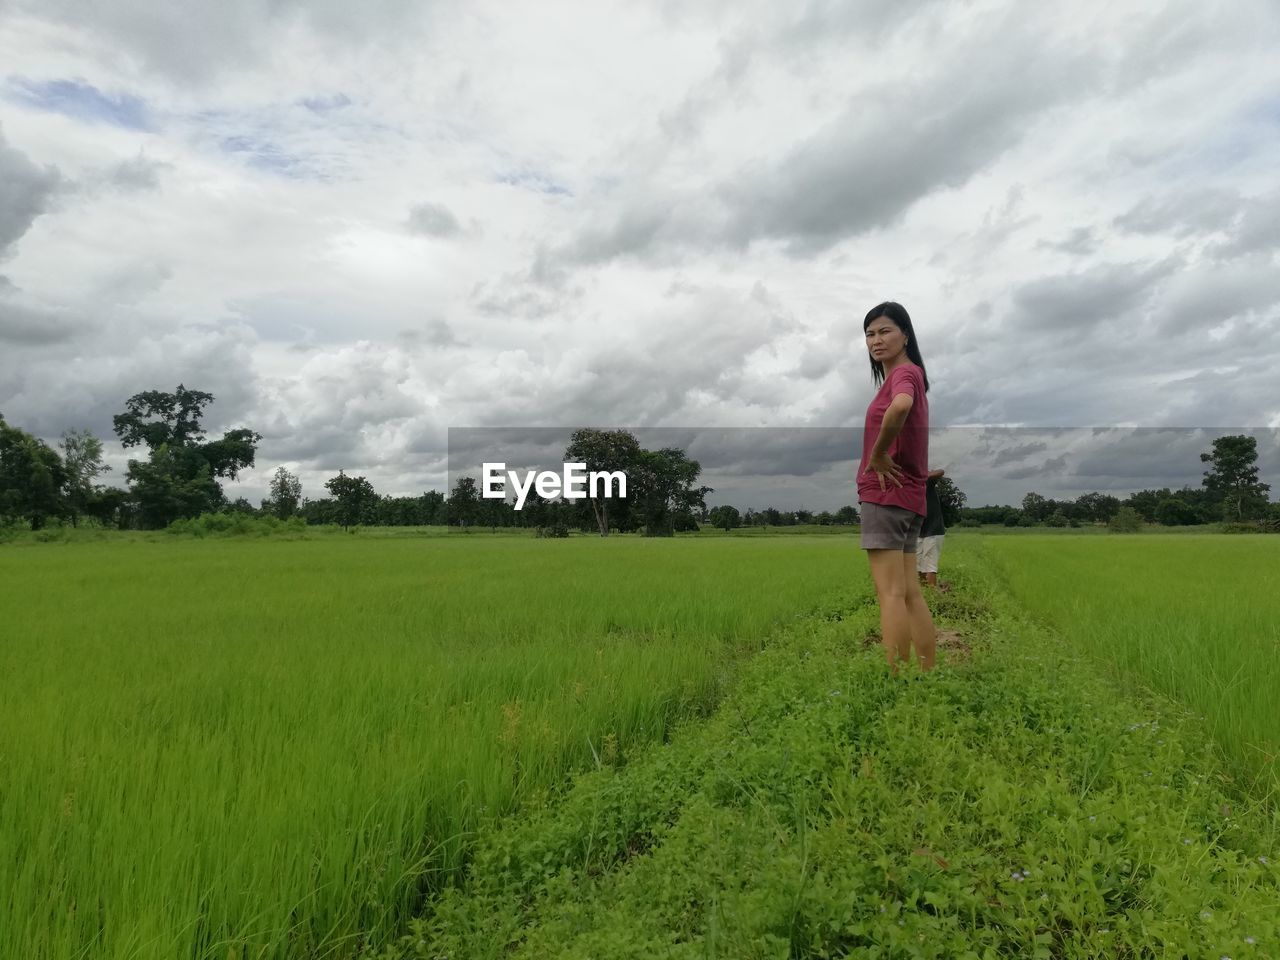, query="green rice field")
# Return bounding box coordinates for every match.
[0,535,858,959]
[984,535,1280,798]
[2,530,1278,958]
